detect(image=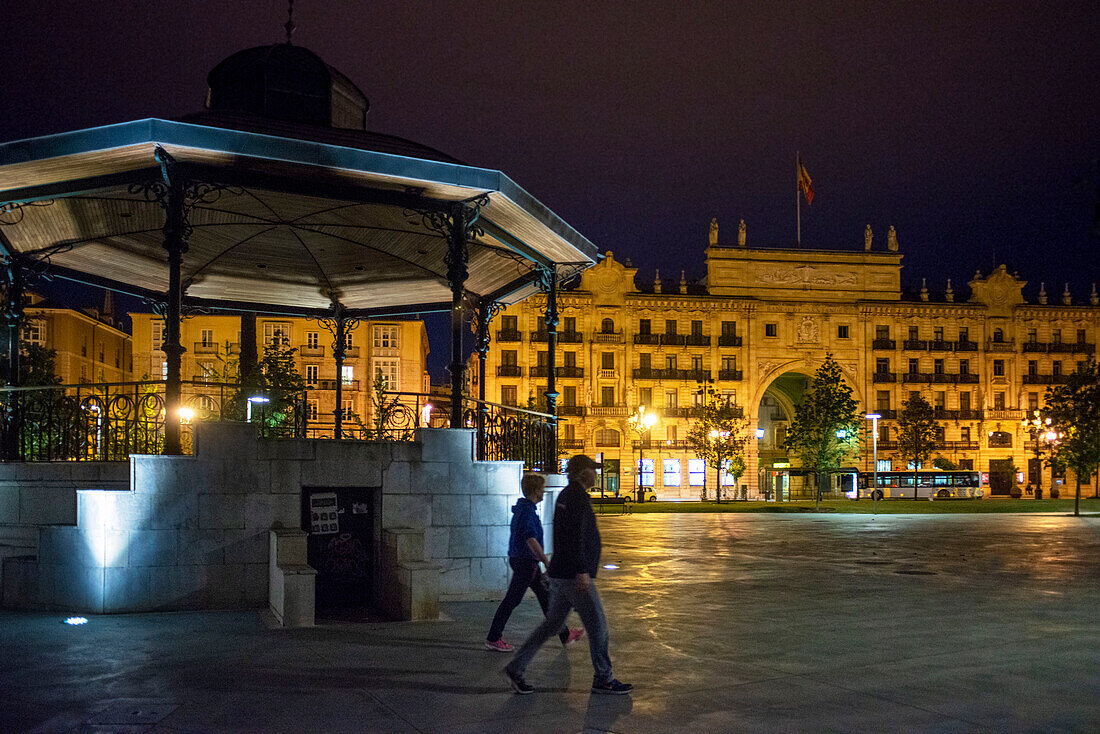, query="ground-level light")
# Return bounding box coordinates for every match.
[63,616,88,625]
